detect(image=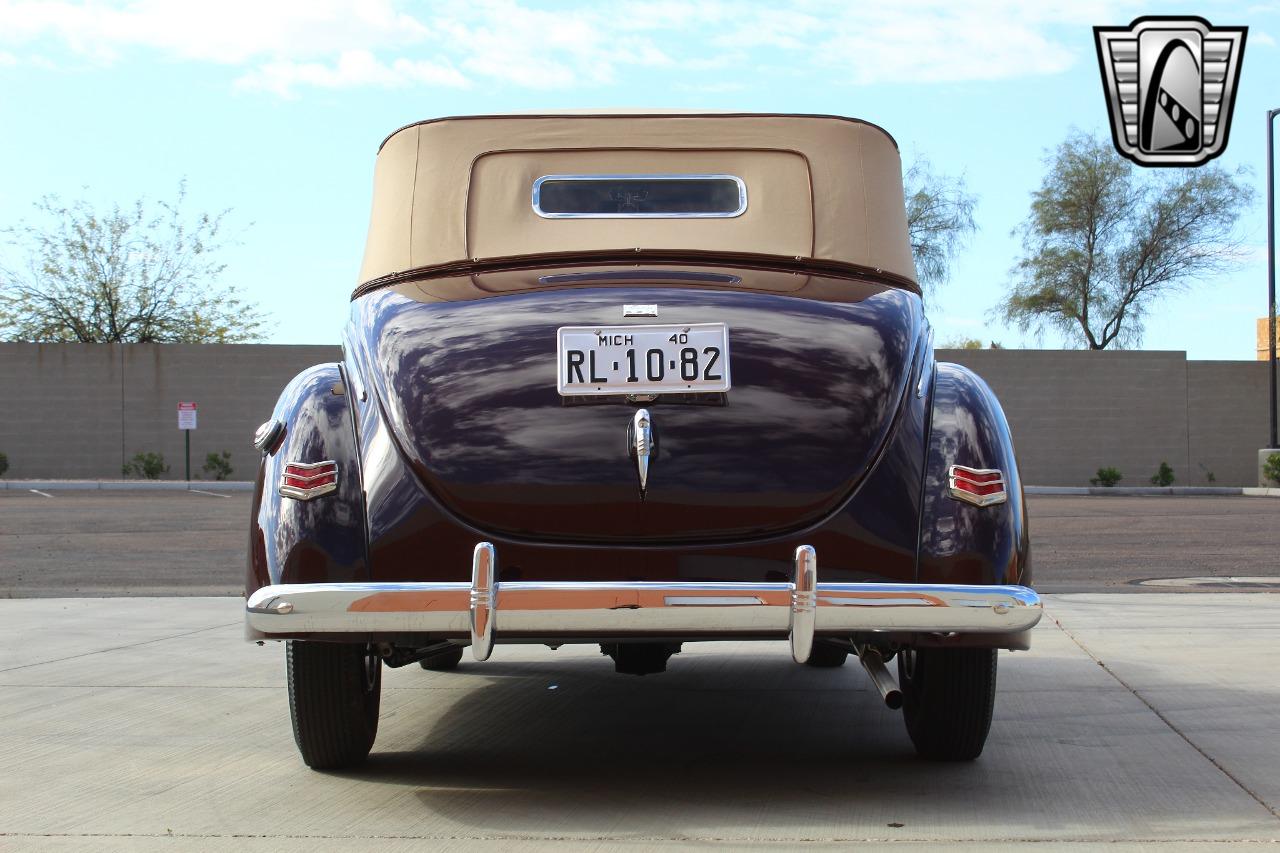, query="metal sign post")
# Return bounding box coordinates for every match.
[1268,108,1278,449]
[178,402,198,481]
